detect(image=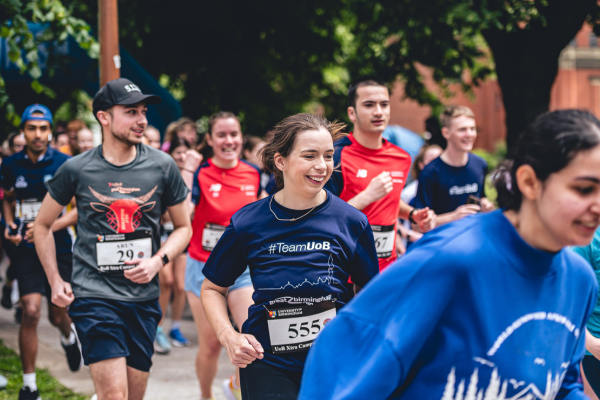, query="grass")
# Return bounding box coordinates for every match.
[0,339,87,400]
